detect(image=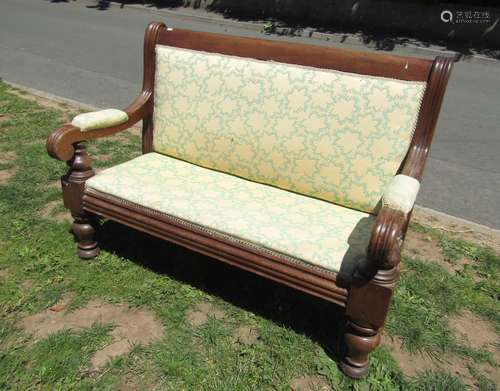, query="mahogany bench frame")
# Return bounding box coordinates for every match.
[46,22,453,379]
